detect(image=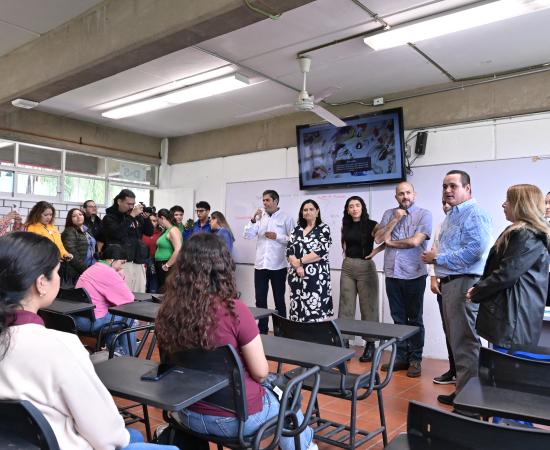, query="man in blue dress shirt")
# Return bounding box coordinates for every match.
[375,181,432,378]
[422,170,492,406]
